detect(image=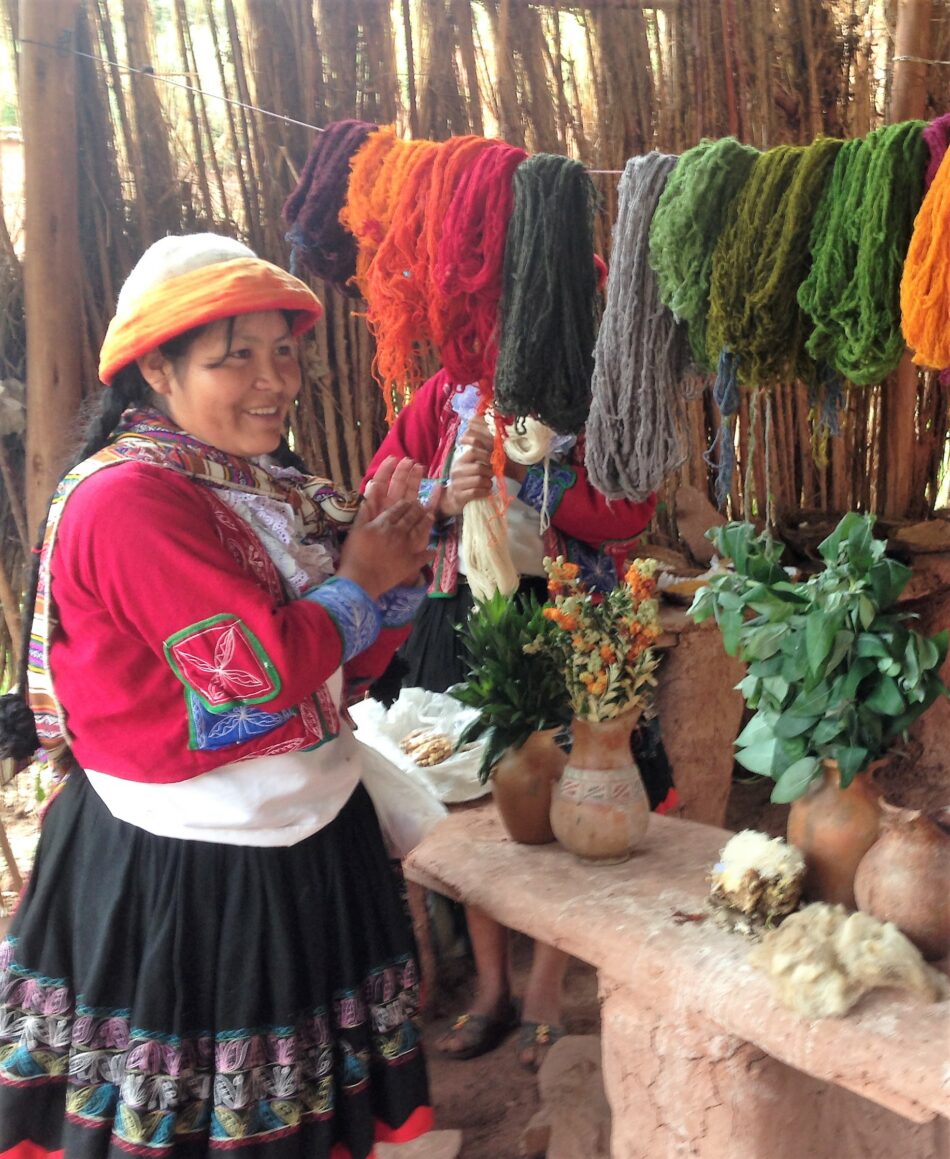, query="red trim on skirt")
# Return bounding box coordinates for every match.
[0,1107,435,1159]
[654,787,680,815]
[1,1145,64,1159]
[329,1105,436,1159]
